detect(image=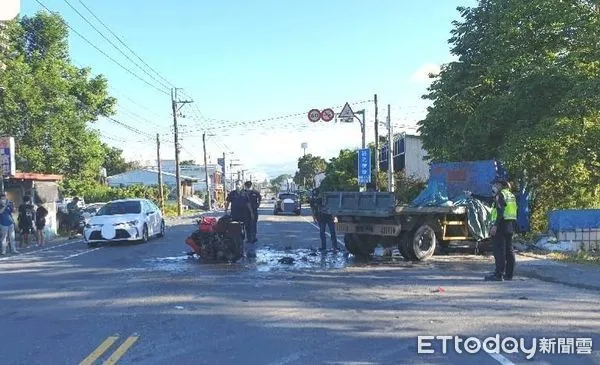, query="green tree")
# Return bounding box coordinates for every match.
[269,174,292,193]
[319,149,358,192]
[102,144,139,176]
[293,154,326,188]
[0,12,116,186]
[418,0,600,230]
[180,160,195,165]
